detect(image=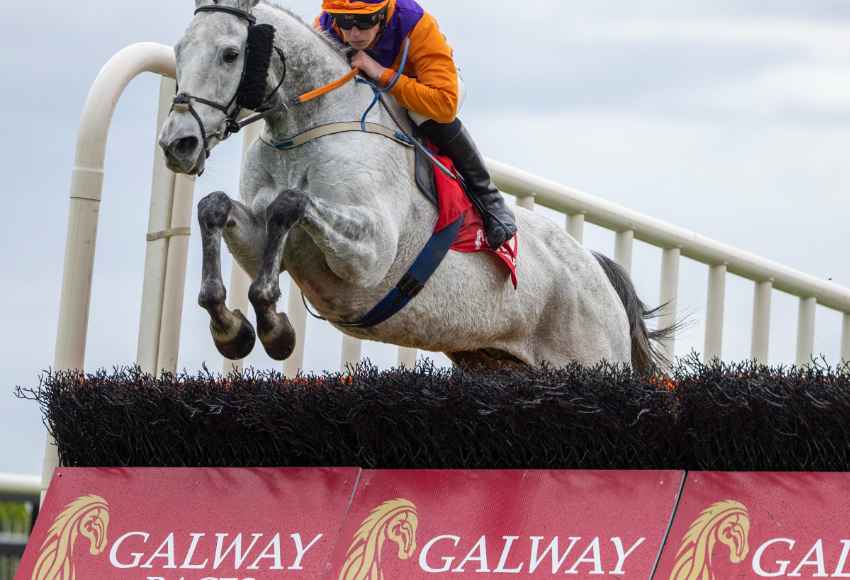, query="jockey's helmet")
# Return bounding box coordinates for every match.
[322,0,389,14]
[323,0,389,30]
